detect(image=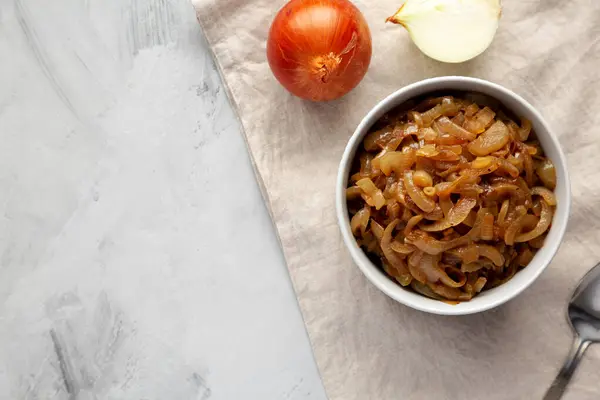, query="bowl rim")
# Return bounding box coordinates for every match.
[335,76,571,315]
